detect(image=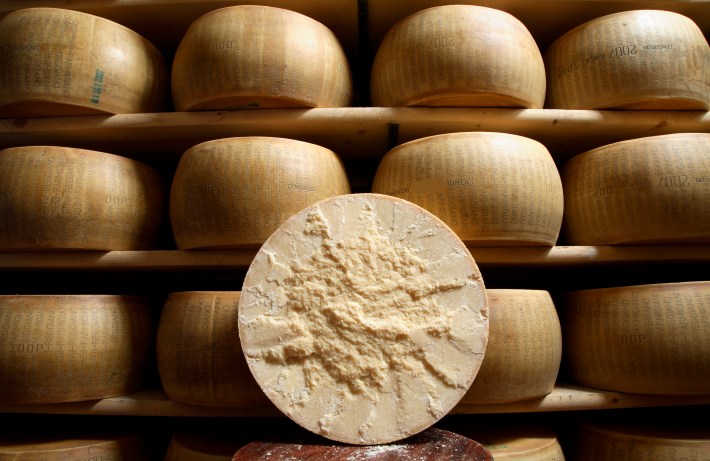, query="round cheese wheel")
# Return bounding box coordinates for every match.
[563,281,710,394]
[238,193,488,445]
[0,145,165,251]
[562,133,710,245]
[0,295,155,404]
[0,429,153,460]
[574,418,710,461]
[371,132,564,246]
[170,136,350,249]
[451,422,566,461]
[461,289,561,404]
[0,7,166,117]
[172,5,352,111]
[157,291,269,407]
[370,5,546,108]
[545,10,710,110]
[164,429,245,461]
